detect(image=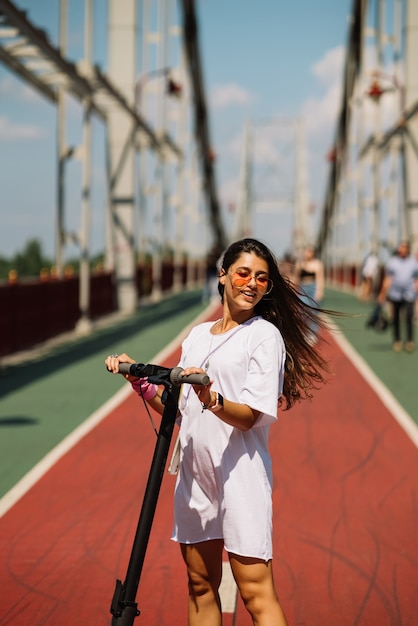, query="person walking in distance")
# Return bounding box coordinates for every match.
[358,249,379,301]
[378,240,418,352]
[106,238,332,626]
[295,245,325,344]
[202,244,223,303]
